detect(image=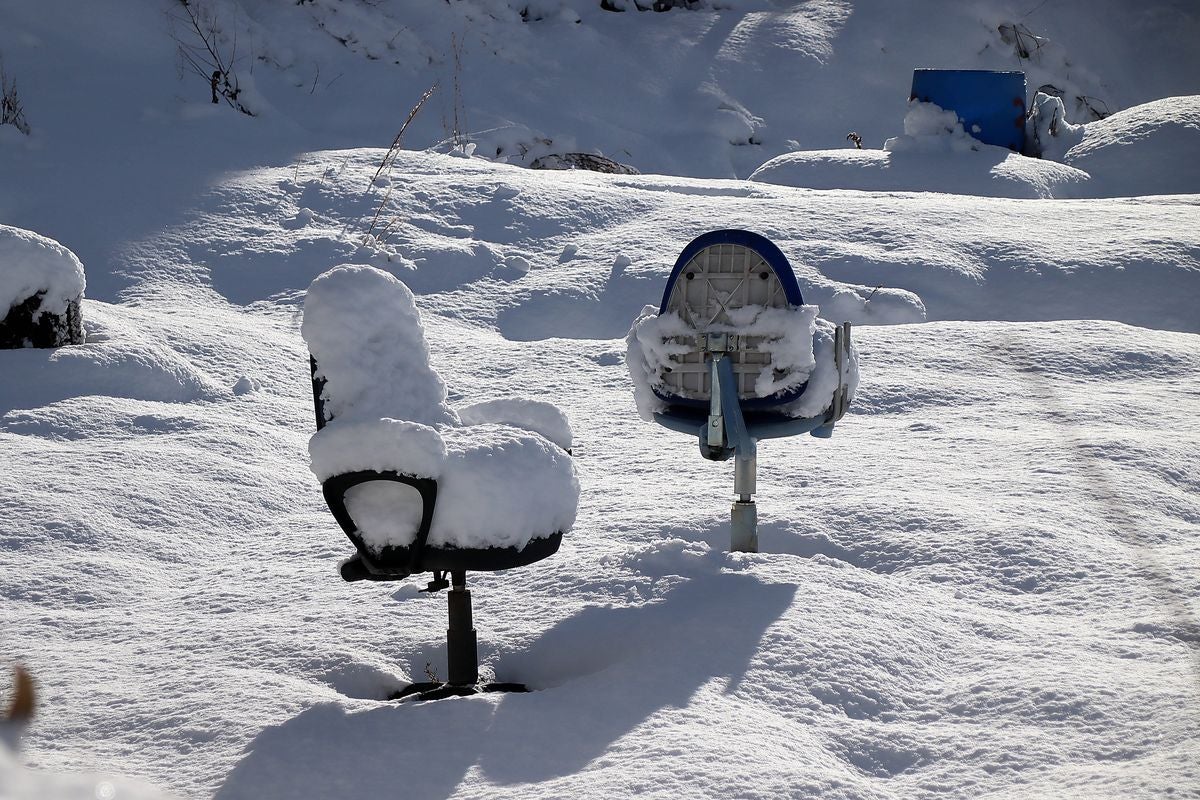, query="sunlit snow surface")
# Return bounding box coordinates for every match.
[2,148,1198,799]
[1,0,1200,797]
